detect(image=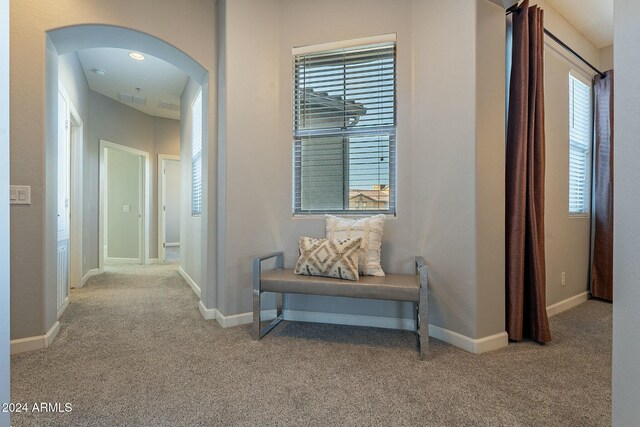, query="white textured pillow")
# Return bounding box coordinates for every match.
[325,214,385,276]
